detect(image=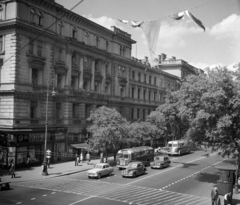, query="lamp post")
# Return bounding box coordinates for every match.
[234,150,239,194]
[42,83,56,176]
